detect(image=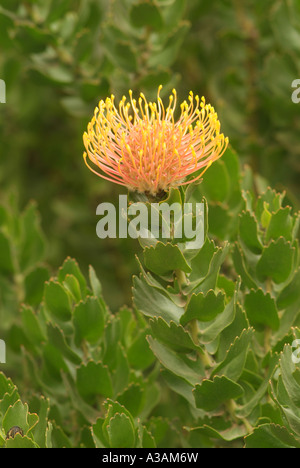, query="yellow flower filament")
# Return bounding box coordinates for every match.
[83,86,228,195]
